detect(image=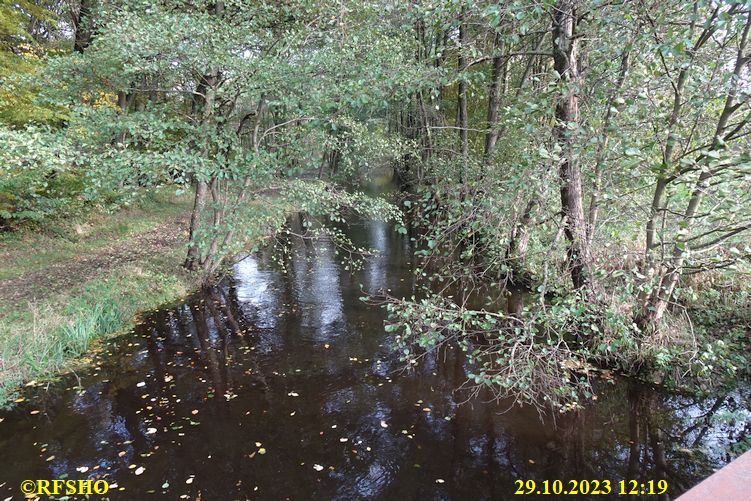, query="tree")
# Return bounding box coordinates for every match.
[551,0,590,290]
